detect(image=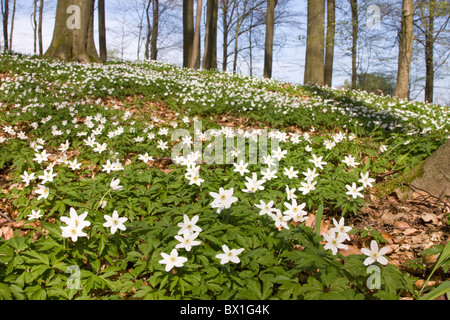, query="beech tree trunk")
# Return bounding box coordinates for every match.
[2,0,9,52]
[221,0,230,72]
[38,0,44,55]
[183,0,194,68]
[98,0,107,62]
[151,0,159,61]
[263,0,277,79]
[410,139,450,200]
[144,0,152,60]
[9,0,15,51]
[304,0,325,85]
[324,0,335,87]
[45,0,100,63]
[33,0,38,54]
[394,0,414,100]
[203,0,218,70]
[190,0,202,69]
[424,8,434,103]
[350,0,358,88]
